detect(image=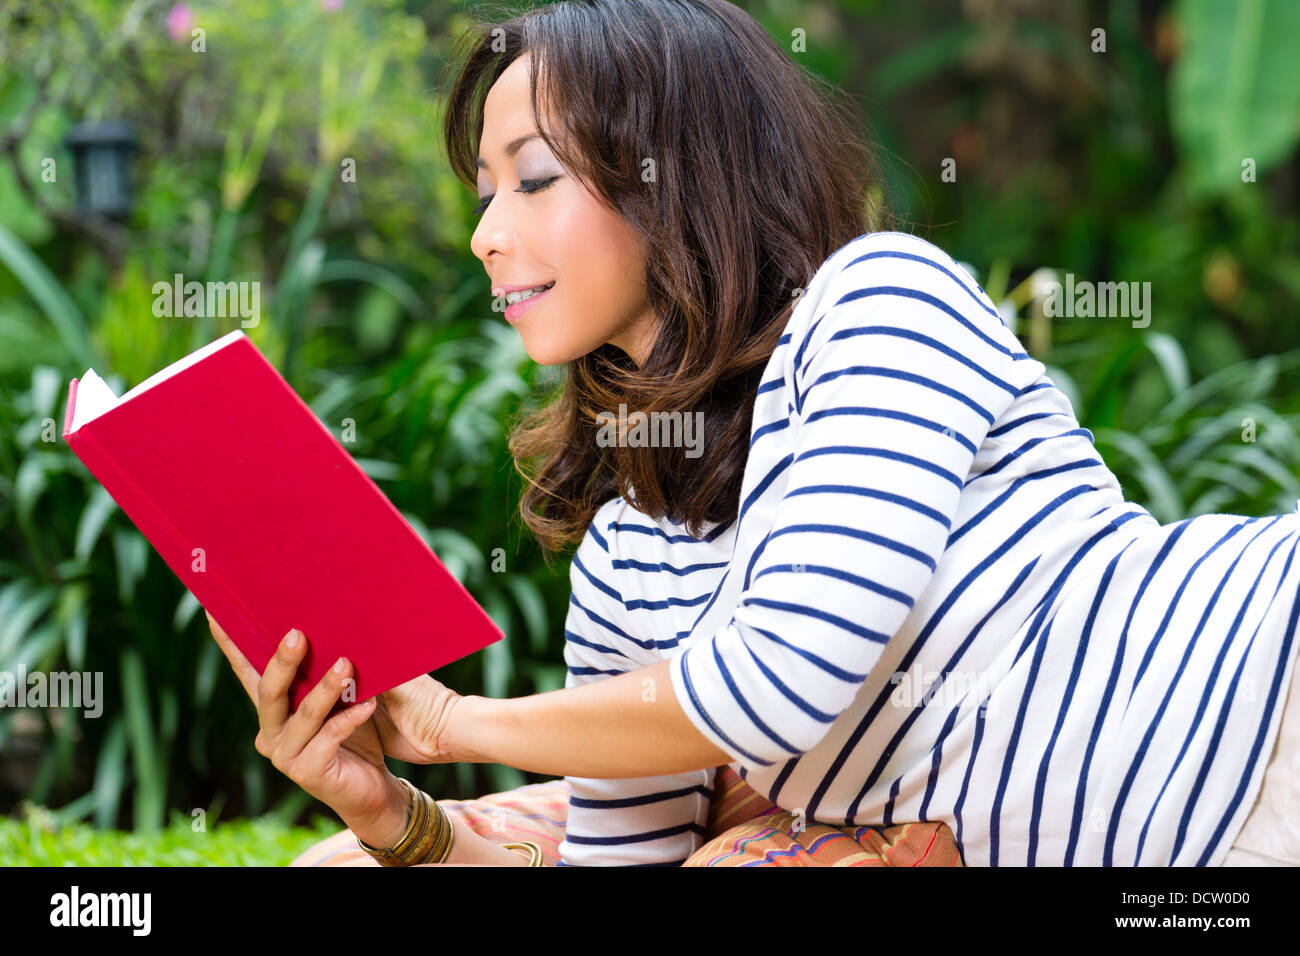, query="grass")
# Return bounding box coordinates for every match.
[0,805,343,866]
